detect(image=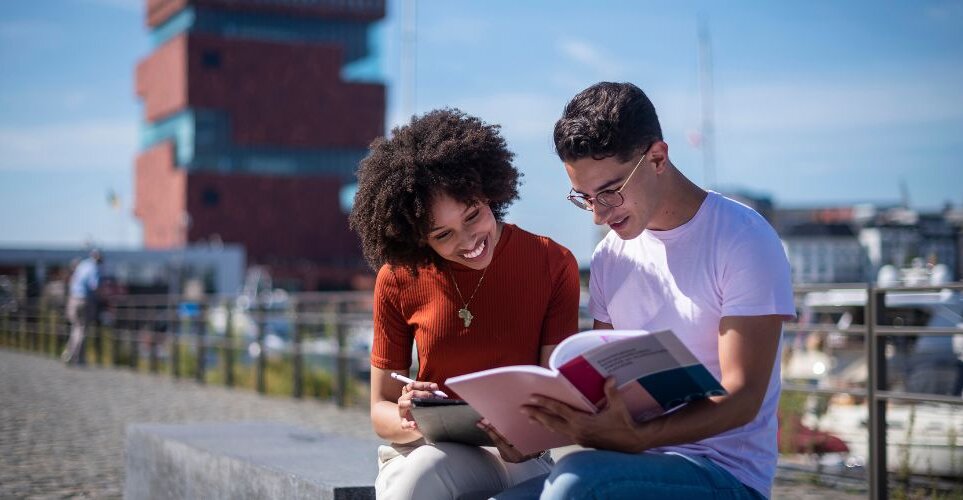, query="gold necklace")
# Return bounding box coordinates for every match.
[448,265,488,328]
